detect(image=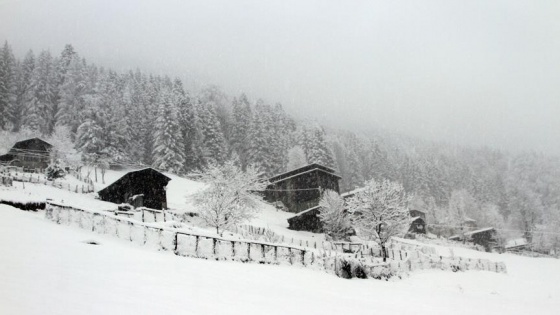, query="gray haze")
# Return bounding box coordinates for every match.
[2,0,560,154]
